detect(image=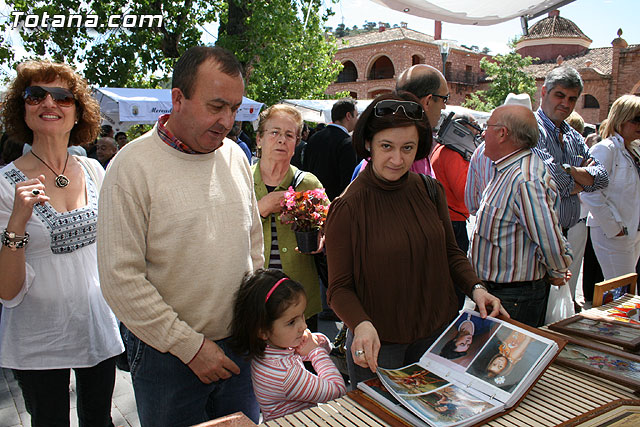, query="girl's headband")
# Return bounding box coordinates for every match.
[265,278,288,303]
